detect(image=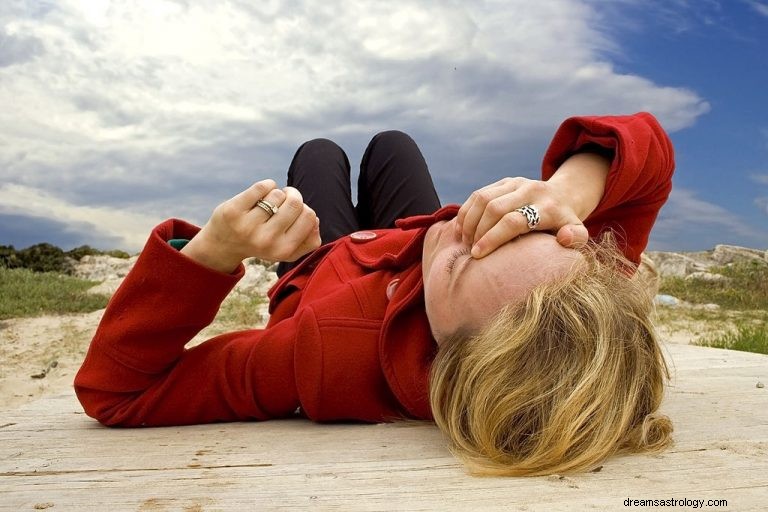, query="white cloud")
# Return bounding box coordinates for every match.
[750,174,768,217]
[0,0,710,249]
[756,197,768,215]
[649,187,768,251]
[747,0,768,17]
